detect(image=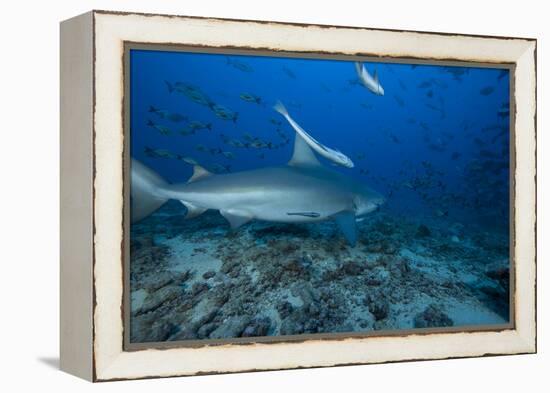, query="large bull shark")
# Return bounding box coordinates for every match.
[131,131,384,246]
